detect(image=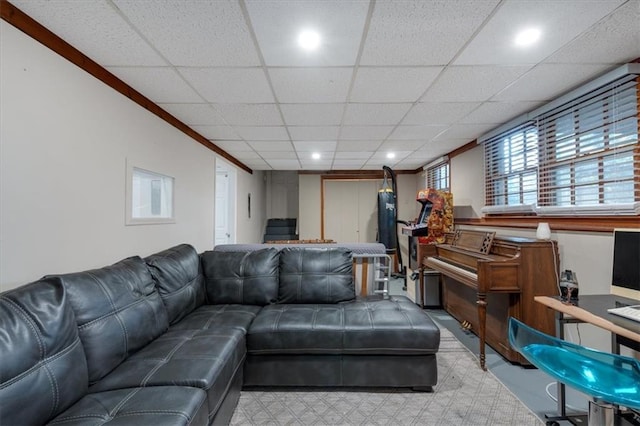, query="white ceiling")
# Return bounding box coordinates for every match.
[10,0,640,171]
